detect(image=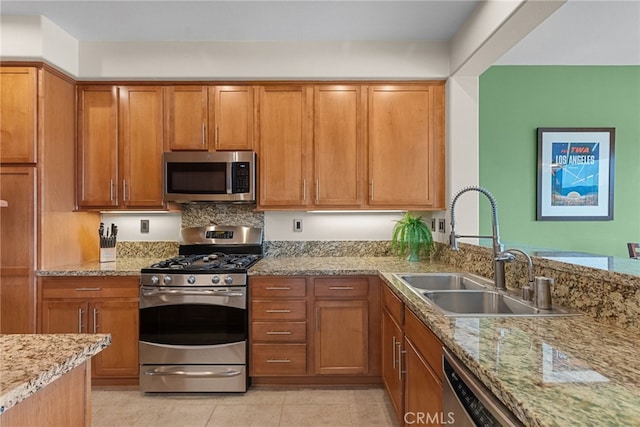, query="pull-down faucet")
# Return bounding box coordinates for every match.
[449,186,508,290]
